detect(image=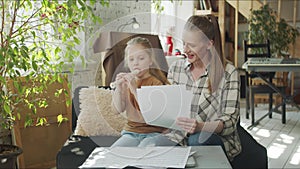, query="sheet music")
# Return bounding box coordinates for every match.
[79,146,191,168]
[137,85,193,130]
